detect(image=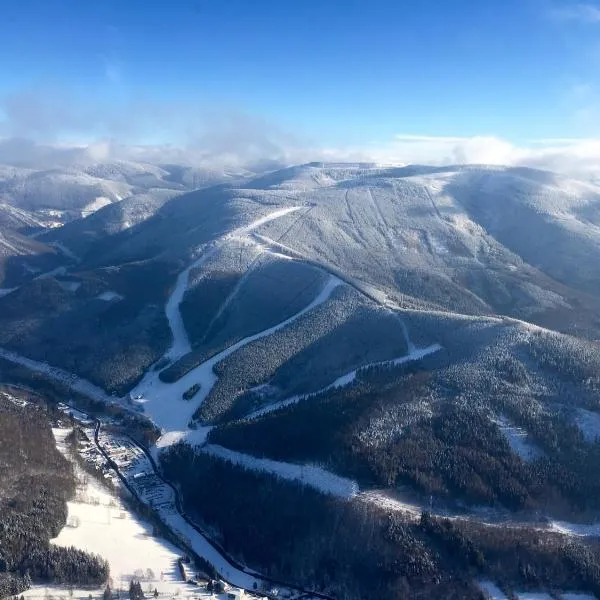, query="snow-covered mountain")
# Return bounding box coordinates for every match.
[4,162,600,600]
[0,160,248,226]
